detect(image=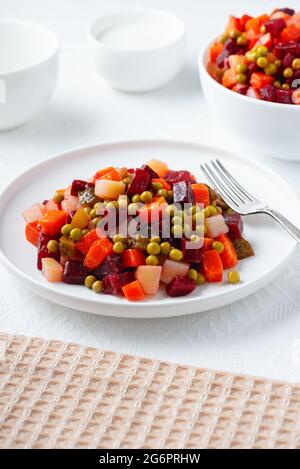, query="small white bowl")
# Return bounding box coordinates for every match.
[89,8,185,93]
[0,19,59,130]
[199,38,300,162]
